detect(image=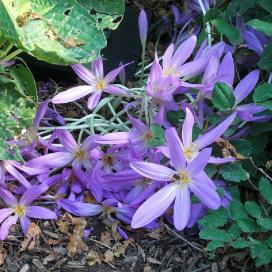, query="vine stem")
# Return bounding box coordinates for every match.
[197,0,212,46]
